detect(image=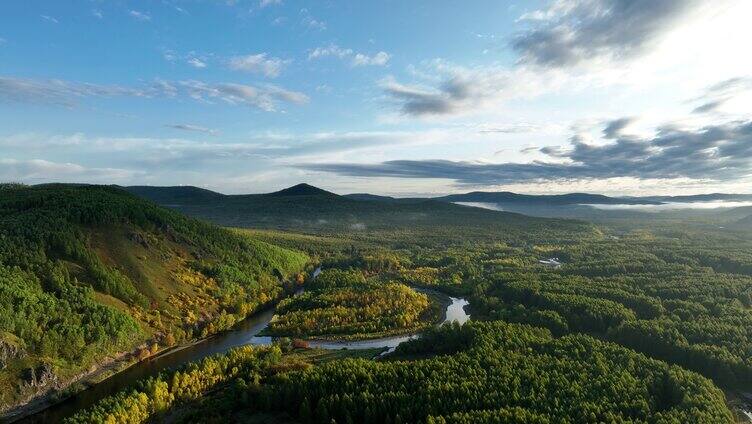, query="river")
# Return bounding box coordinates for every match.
[16,282,469,423]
